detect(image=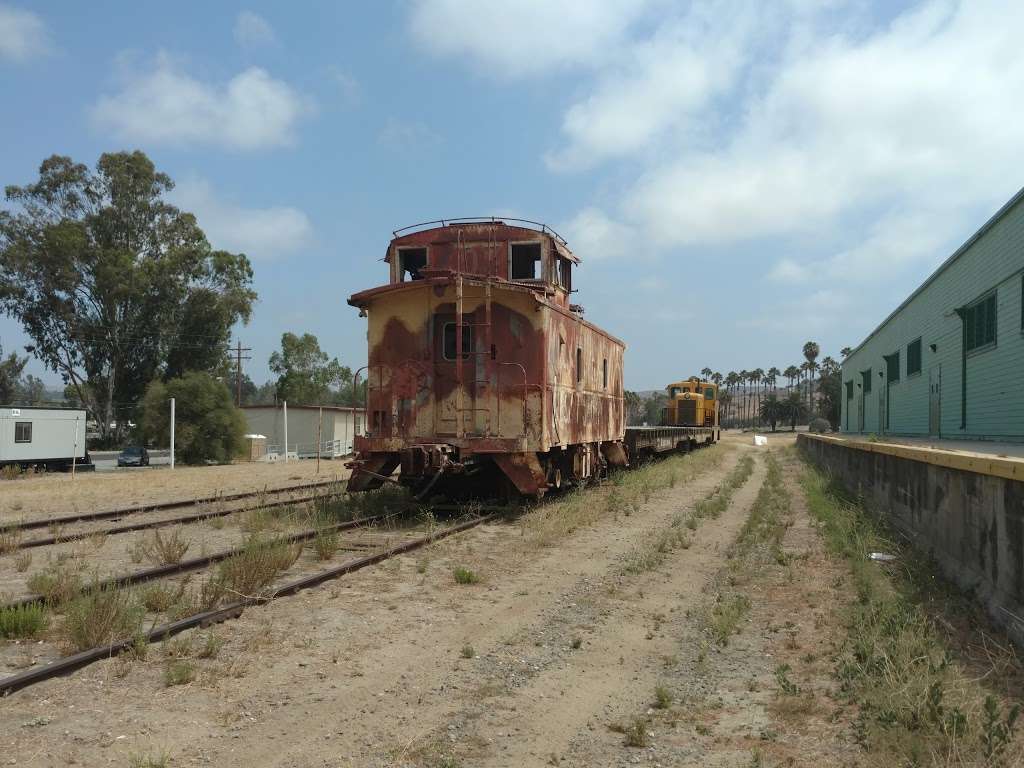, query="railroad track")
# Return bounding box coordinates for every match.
[0,510,499,696]
[7,489,348,551]
[2,477,347,533]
